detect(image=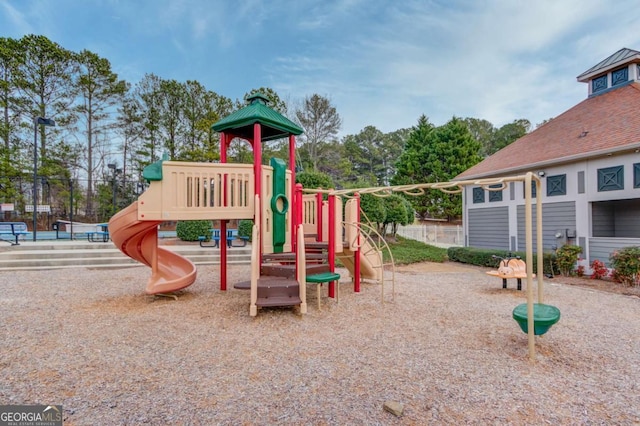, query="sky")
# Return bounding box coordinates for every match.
[2,0,640,137]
